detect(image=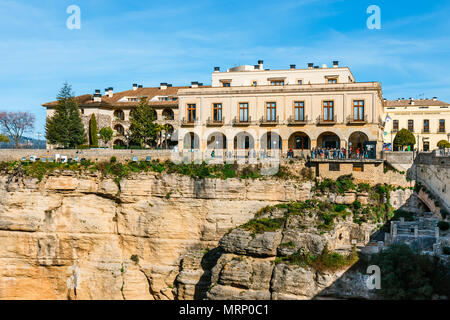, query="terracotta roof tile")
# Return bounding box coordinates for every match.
[385,99,449,107]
